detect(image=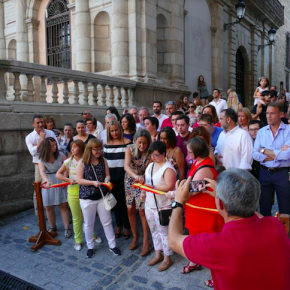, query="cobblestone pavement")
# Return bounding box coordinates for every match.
[0,208,210,290]
[0,200,279,290]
